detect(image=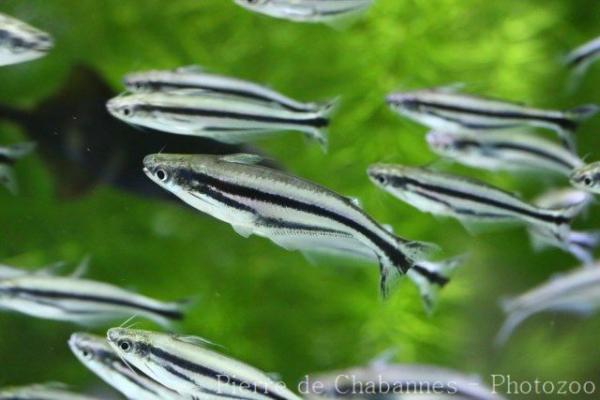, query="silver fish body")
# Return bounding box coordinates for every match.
[69,332,187,400]
[533,187,593,211]
[0,384,100,400]
[566,36,600,76]
[0,274,186,326]
[306,363,506,400]
[234,0,374,24]
[107,328,301,400]
[426,130,583,176]
[570,161,600,194]
[0,142,36,193]
[497,265,600,345]
[386,87,599,149]
[143,153,453,303]
[124,66,334,113]
[0,13,53,67]
[107,91,331,148]
[0,261,64,280]
[367,164,580,256]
